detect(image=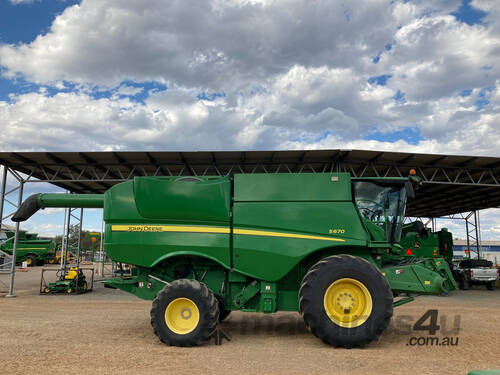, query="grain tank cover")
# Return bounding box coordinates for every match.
[234,173,351,202]
[134,176,231,222]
